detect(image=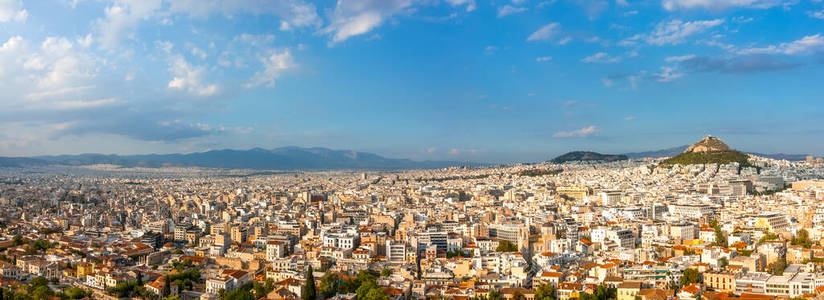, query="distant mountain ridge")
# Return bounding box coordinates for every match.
[0,147,481,170]
[623,146,689,159]
[552,151,628,163]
